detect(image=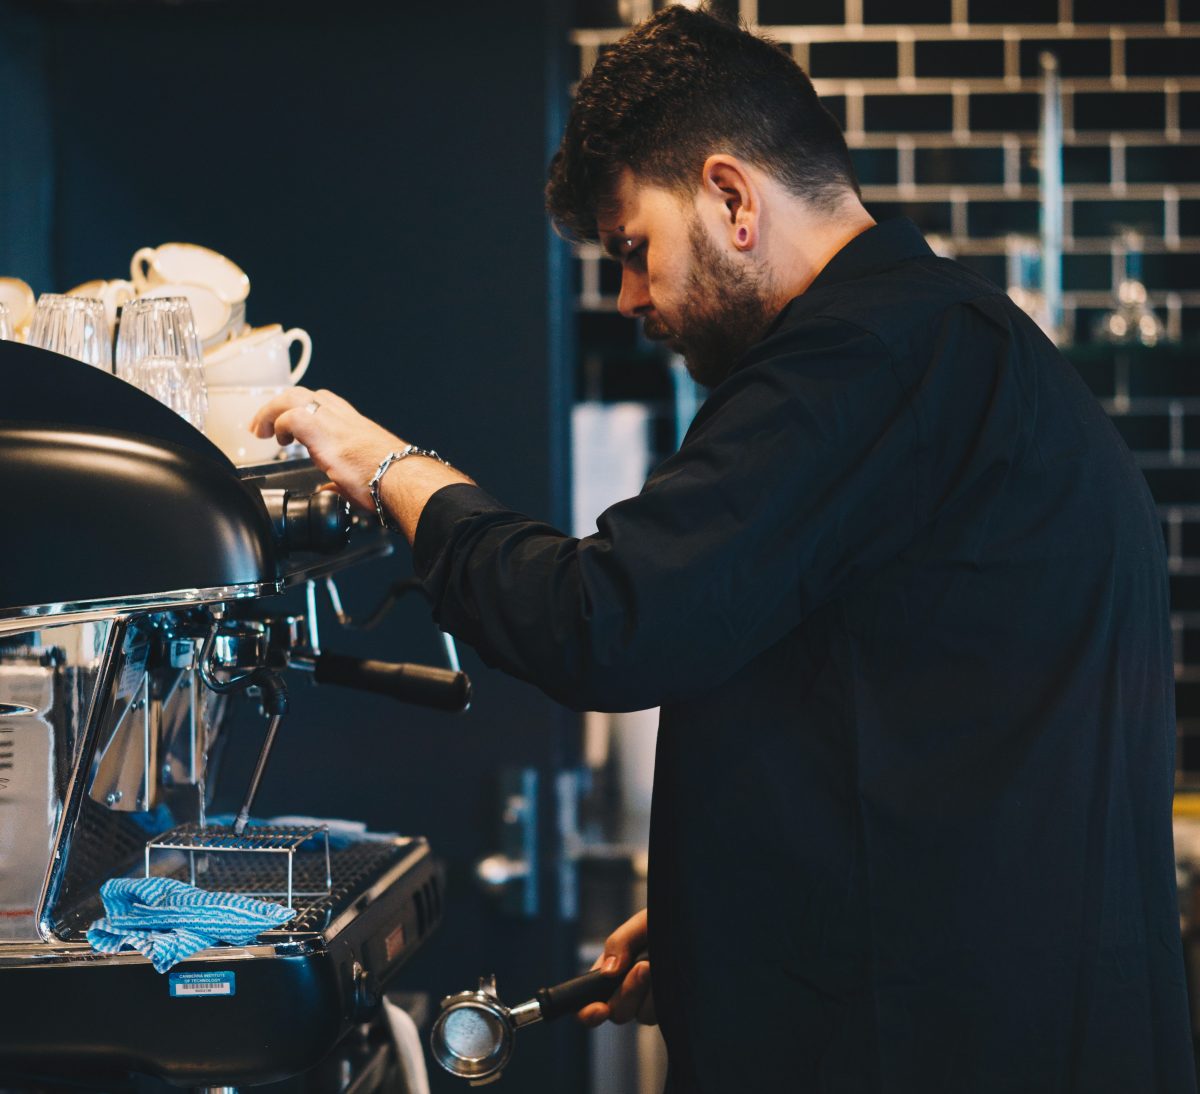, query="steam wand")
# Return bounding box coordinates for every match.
[232,669,289,836]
